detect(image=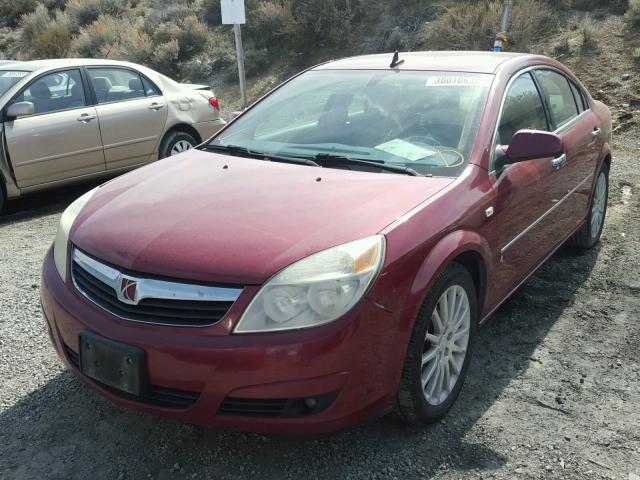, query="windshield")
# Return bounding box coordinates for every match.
[0,71,29,98]
[208,70,493,177]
